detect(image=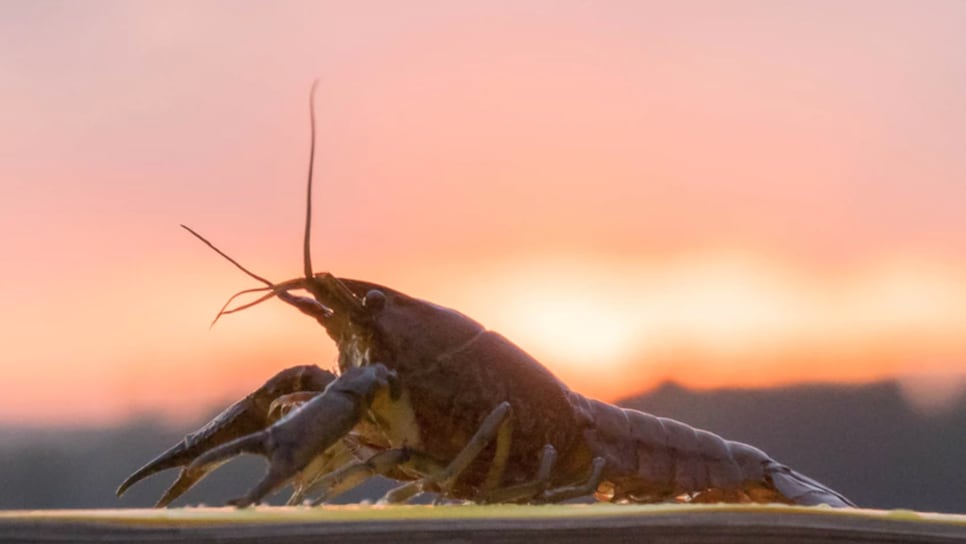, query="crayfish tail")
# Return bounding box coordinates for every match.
[766,462,855,507]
